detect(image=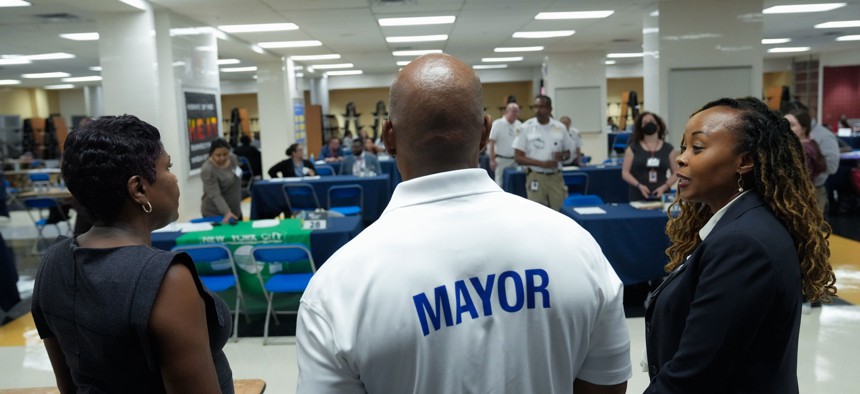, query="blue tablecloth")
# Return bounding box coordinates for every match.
[321,158,401,192]
[561,204,670,285]
[839,136,860,149]
[152,216,363,269]
[250,174,390,222]
[502,165,628,203]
